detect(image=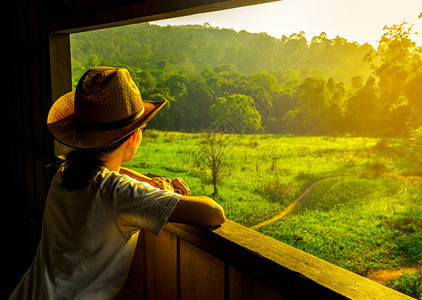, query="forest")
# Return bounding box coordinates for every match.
[71,21,422,139]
